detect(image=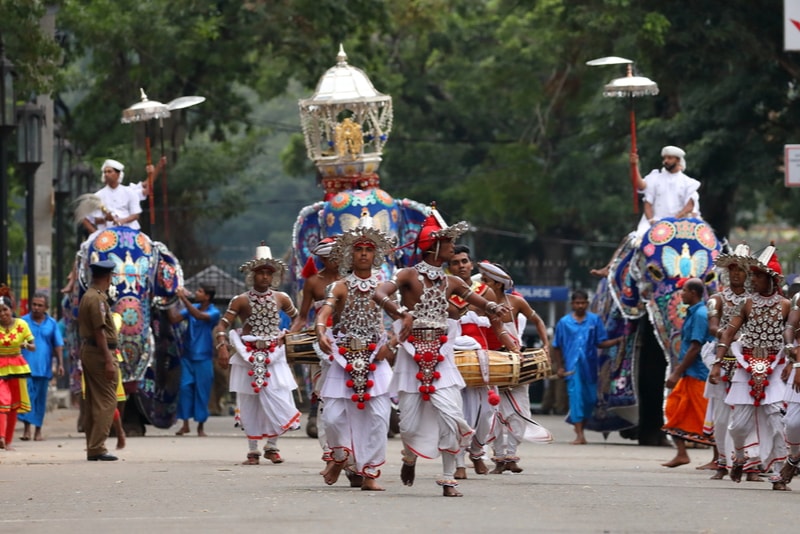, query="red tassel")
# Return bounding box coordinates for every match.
[301,257,318,279]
